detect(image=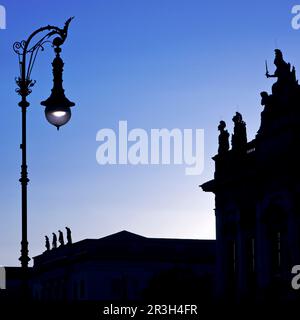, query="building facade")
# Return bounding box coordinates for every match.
[201,50,300,302]
[30,231,215,302]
